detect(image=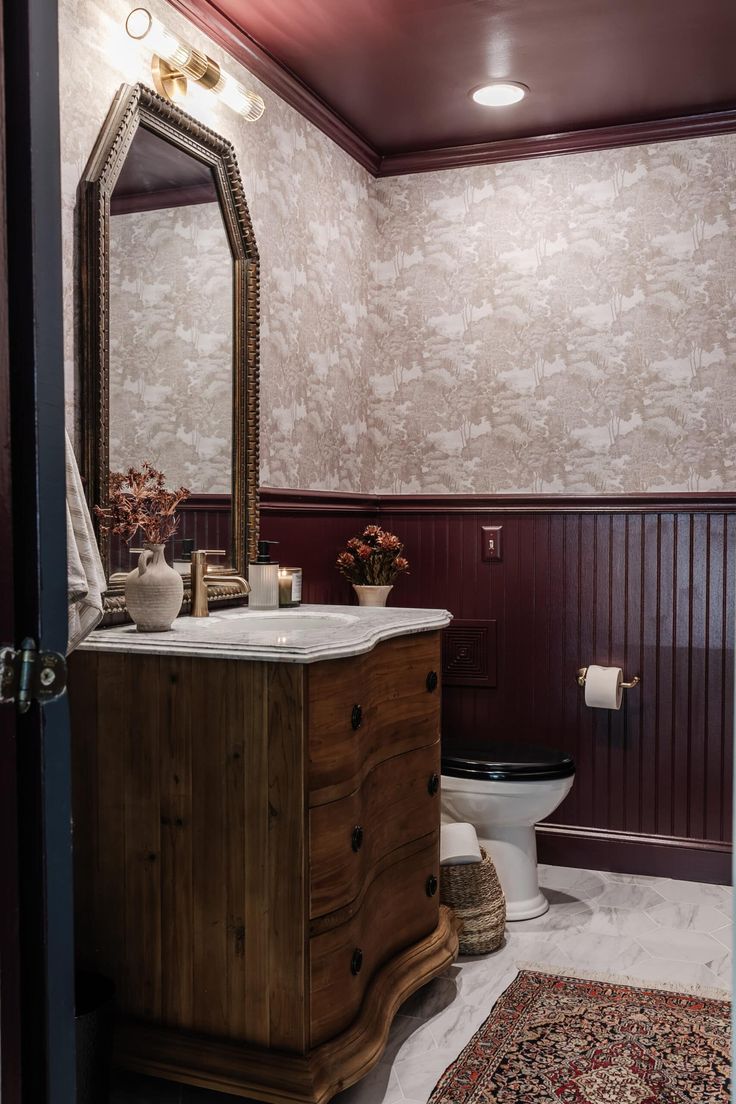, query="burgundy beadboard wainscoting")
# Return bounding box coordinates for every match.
[177,493,232,554]
[258,488,736,884]
[109,495,233,572]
